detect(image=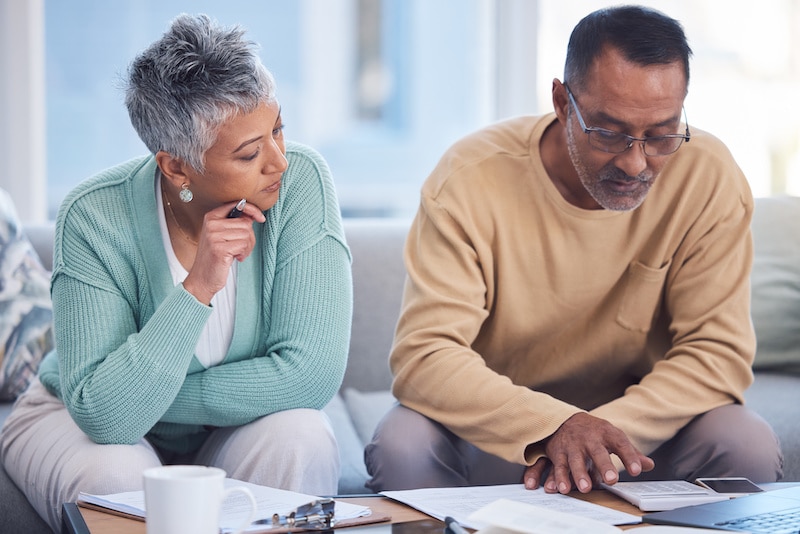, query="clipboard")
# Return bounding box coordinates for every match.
[77,499,391,532]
